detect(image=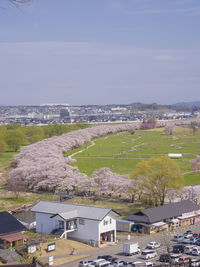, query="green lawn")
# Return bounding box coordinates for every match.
[67,197,148,217]
[0,150,17,168]
[68,126,200,185]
